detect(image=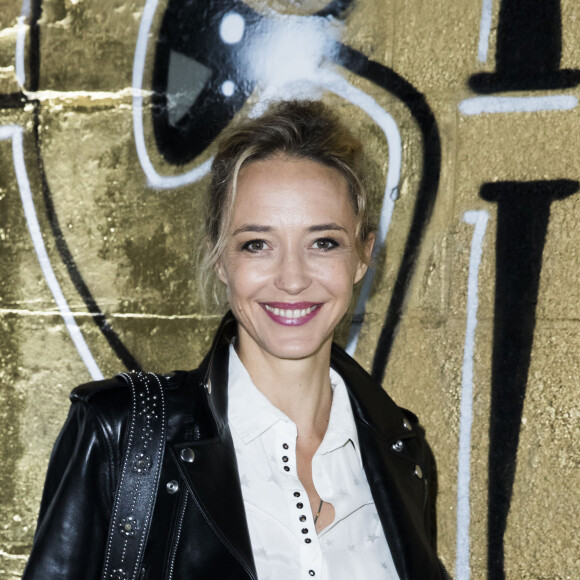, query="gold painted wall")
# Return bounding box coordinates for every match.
[1,0,579,578]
